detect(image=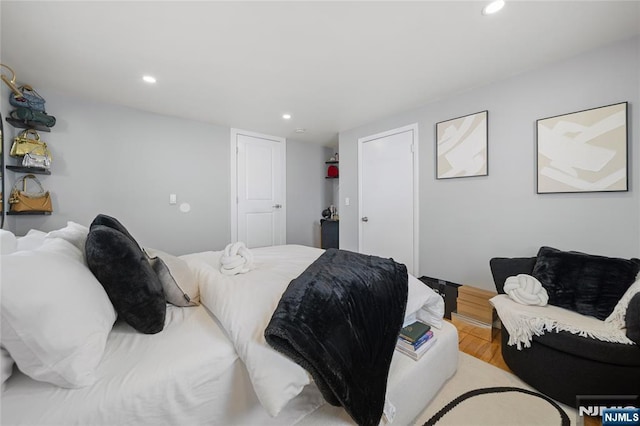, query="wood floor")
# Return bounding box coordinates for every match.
[454,322,601,426]
[457,325,509,372]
